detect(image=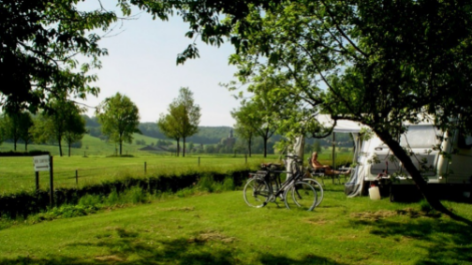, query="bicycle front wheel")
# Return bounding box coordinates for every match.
[243,178,270,208]
[284,181,317,211]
